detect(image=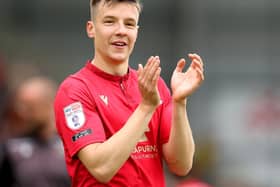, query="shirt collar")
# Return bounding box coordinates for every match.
[85,60,130,82]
